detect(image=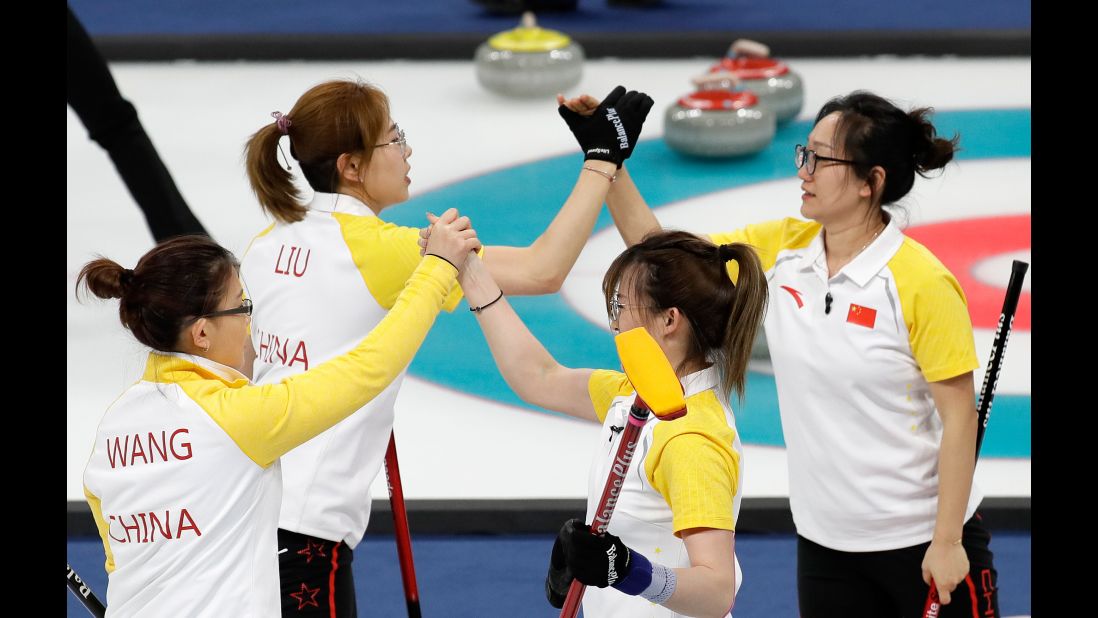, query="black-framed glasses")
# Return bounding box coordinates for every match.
[373,124,408,158]
[202,298,253,319]
[794,144,863,175]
